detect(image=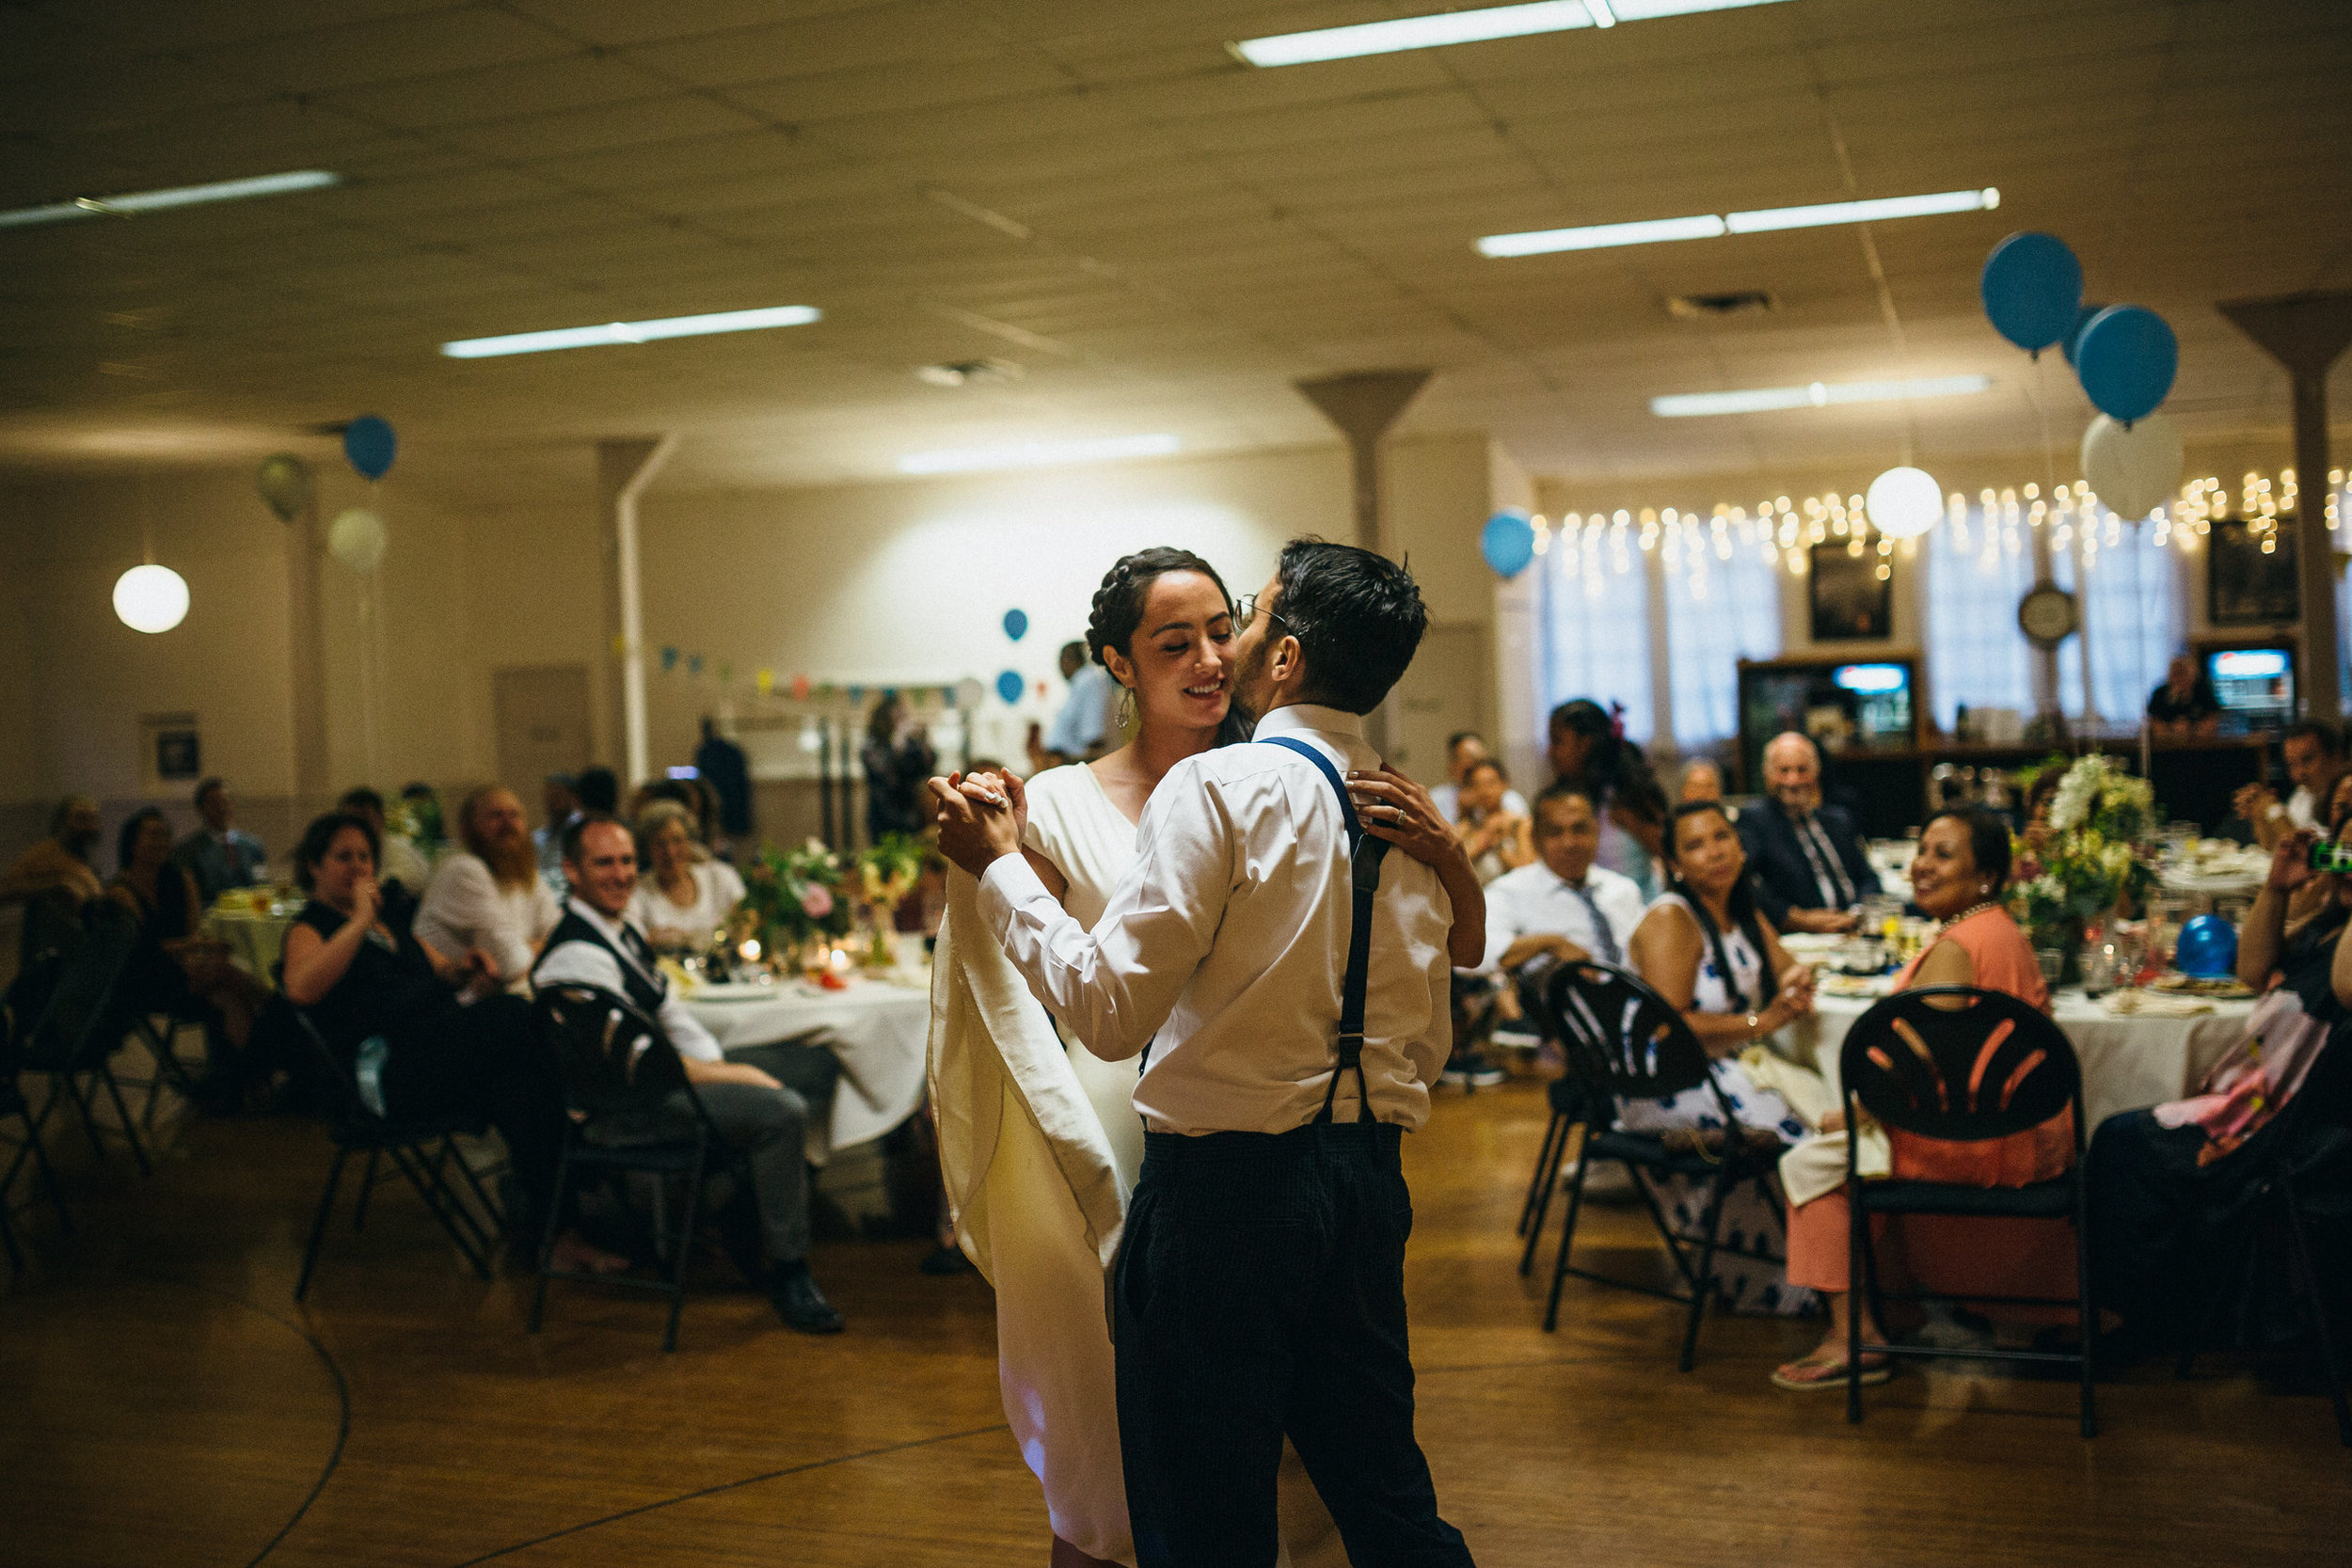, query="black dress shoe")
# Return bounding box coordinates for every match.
[771,1261,844,1334]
